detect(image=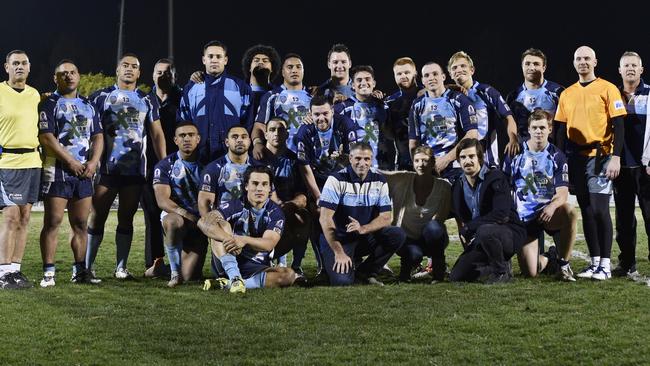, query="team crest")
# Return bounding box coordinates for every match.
[109,95,118,104]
